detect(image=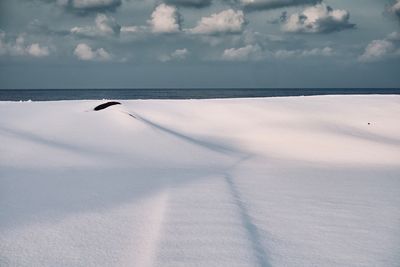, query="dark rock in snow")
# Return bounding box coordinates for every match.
[94,101,121,111]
